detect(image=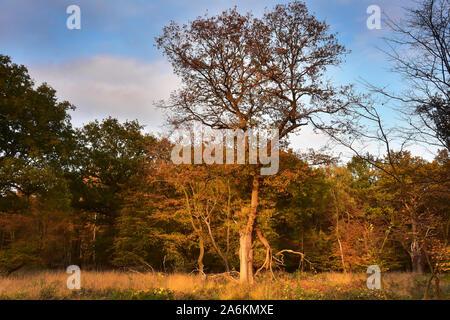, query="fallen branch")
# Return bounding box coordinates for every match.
[274,249,313,271]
